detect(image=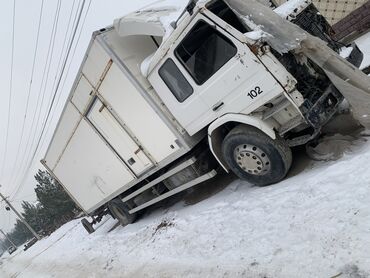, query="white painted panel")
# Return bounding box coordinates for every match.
[99,63,179,163]
[149,14,285,136]
[88,98,153,175]
[82,42,110,87]
[54,119,134,213]
[101,32,157,90]
[44,103,81,171]
[71,75,94,114]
